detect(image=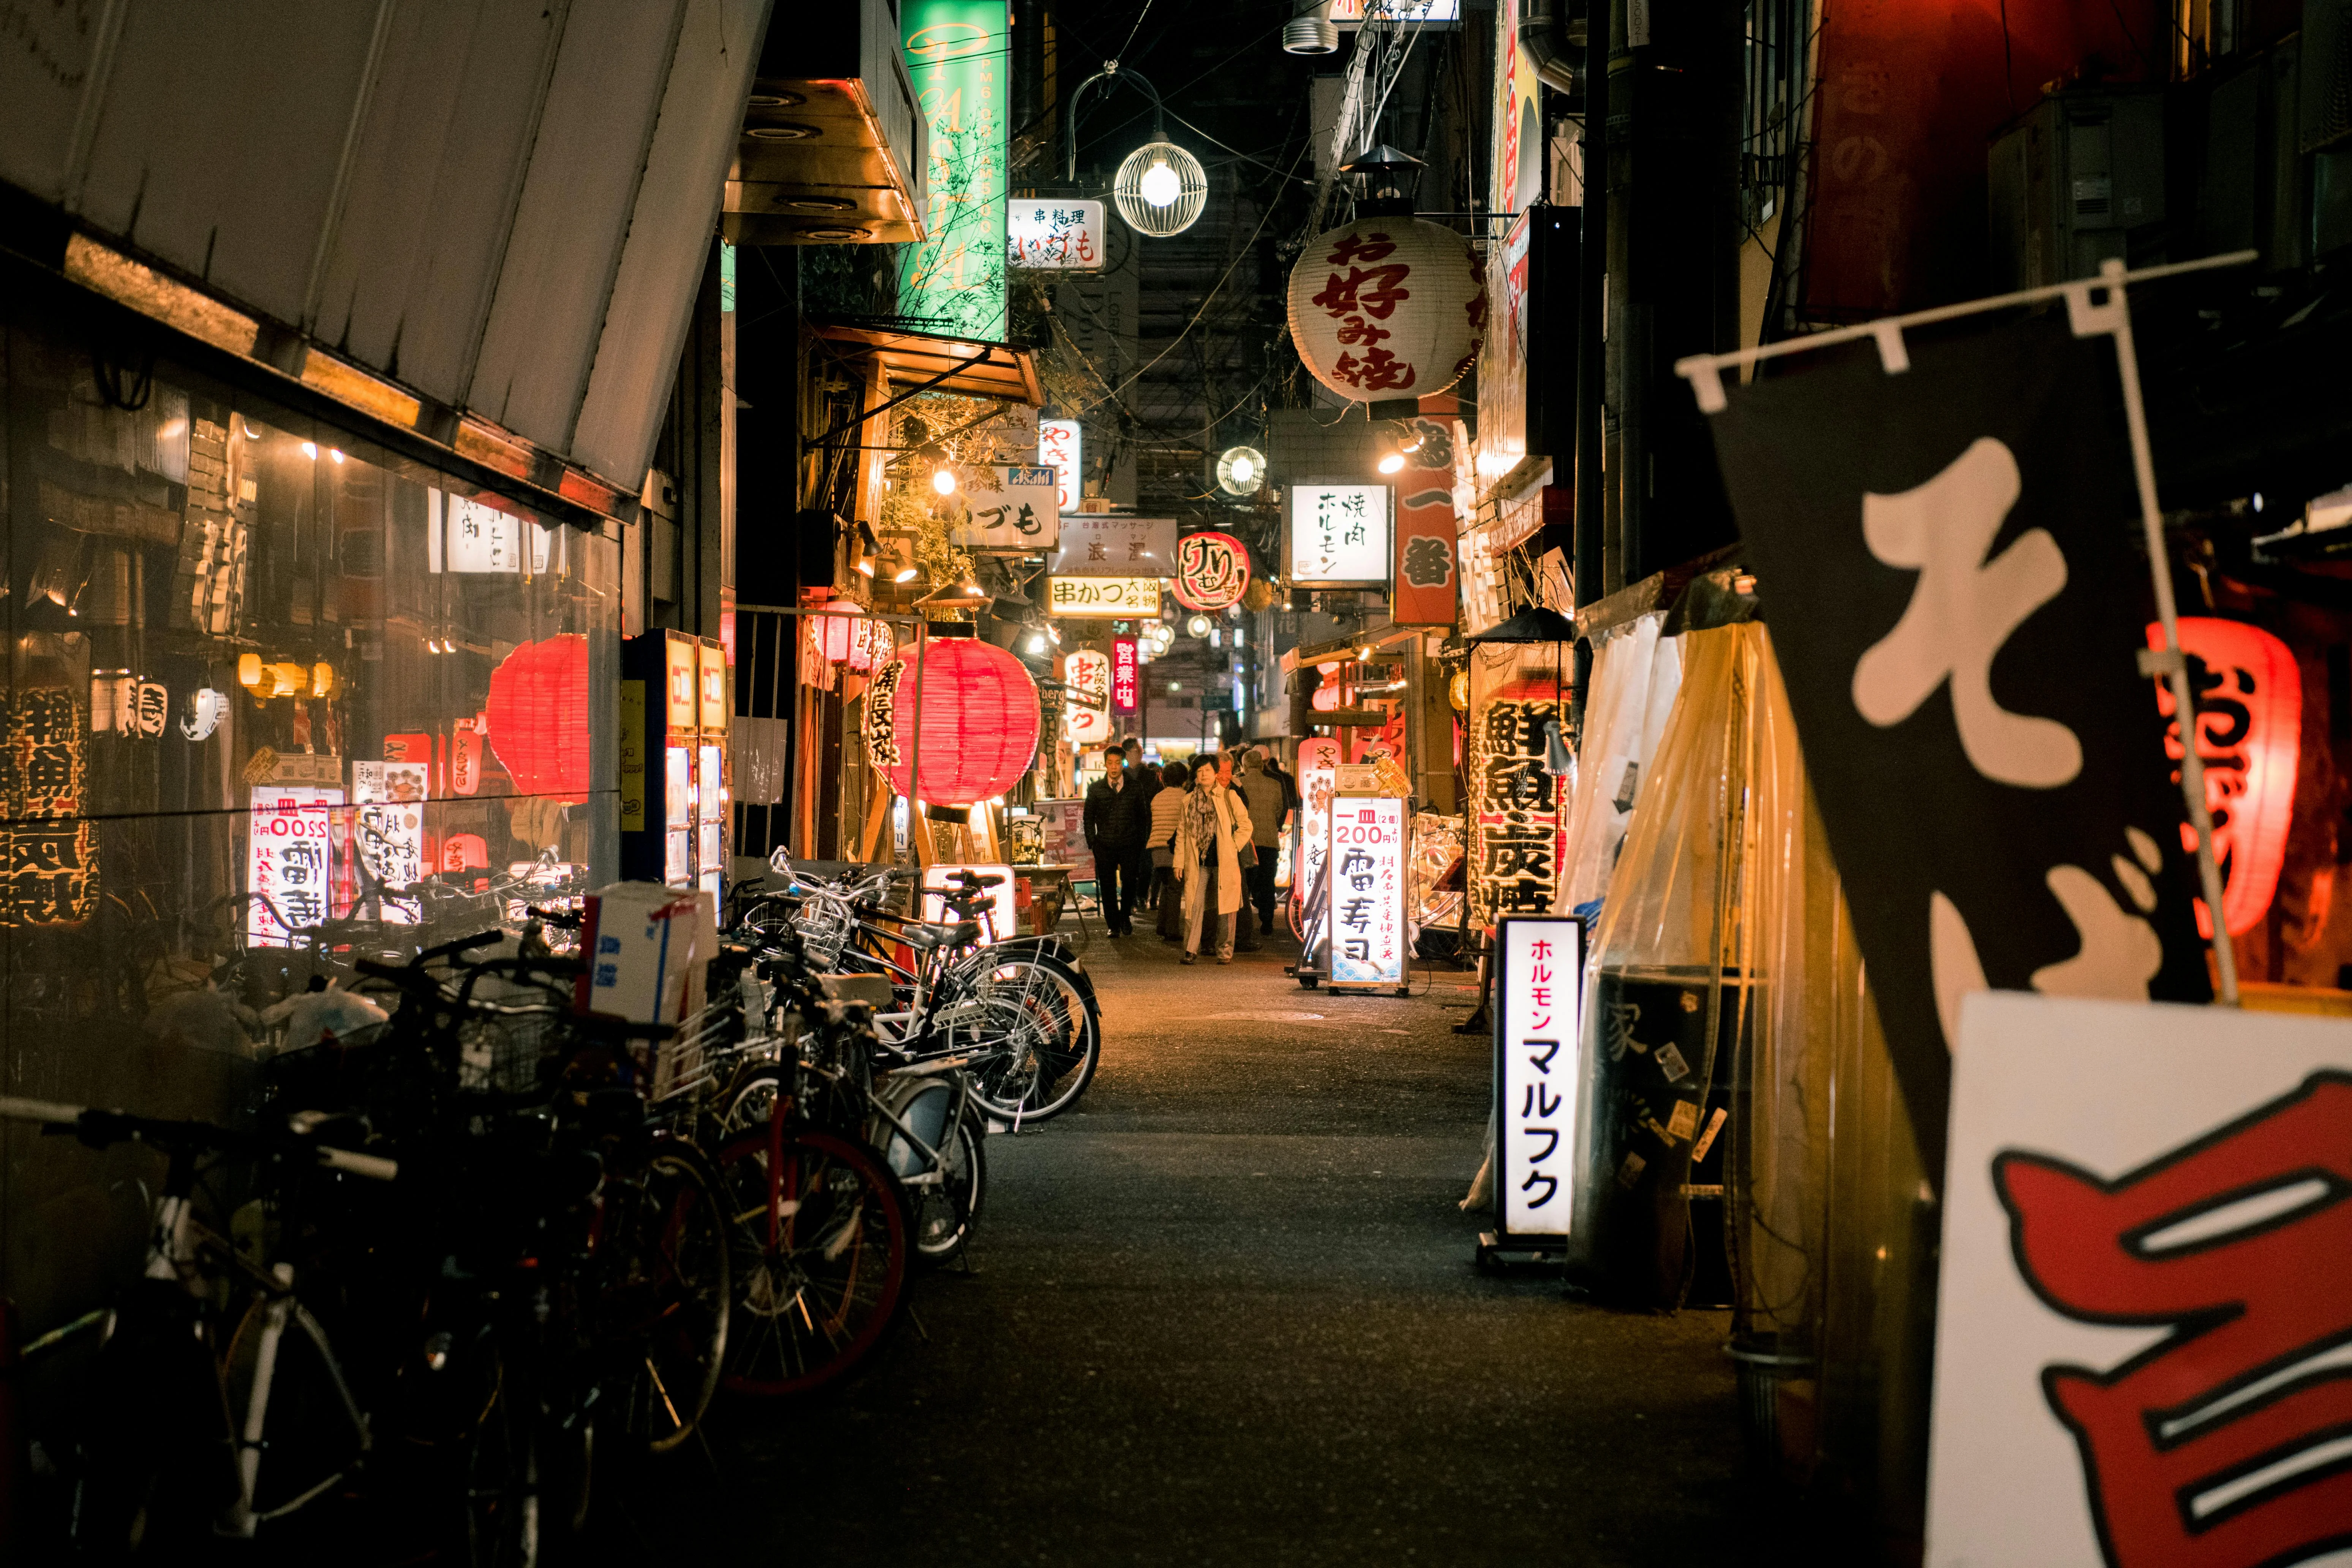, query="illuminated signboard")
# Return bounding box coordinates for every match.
[1111,637,1139,713]
[1285,482,1393,588]
[1039,419,1082,513]
[1328,0,1461,20]
[1326,793,1407,989]
[902,2,1008,341]
[352,761,428,923]
[1051,514,1177,577]
[922,863,1018,943]
[1047,576,1160,616]
[1172,529,1250,612]
[1007,201,1104,269]
[952,465,1061,551]
[1496,915,1584,1239]
[249,786,343,947]
[1064,648,1112,743]
[1294,738,1342,963]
